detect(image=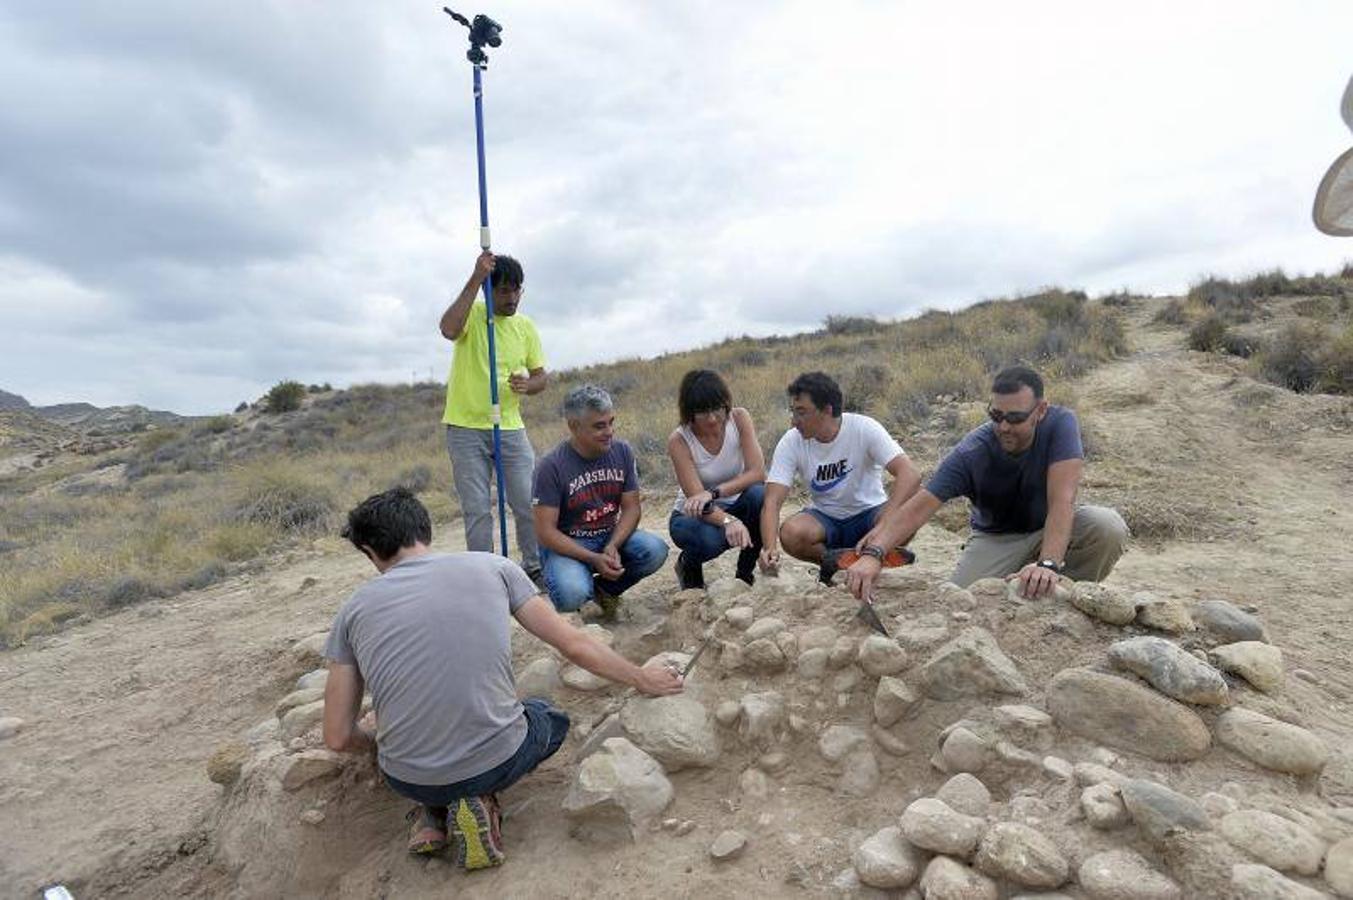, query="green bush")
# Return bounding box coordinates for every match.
[264,380,307,414]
